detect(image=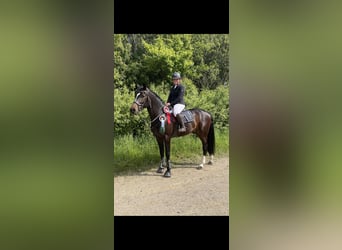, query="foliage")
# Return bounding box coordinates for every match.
[191,34,229,89]
[141,35,193,86]
[186,82,229,131]
[114,86,149,136]
[113,34,229,136]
